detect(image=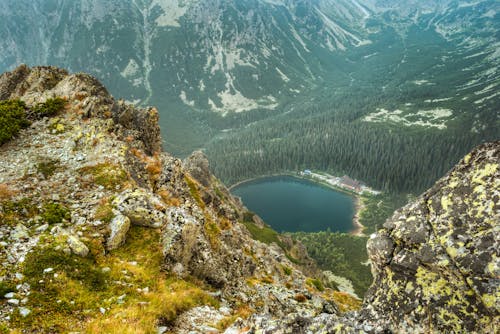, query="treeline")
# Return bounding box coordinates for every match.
[206,112,494,193]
